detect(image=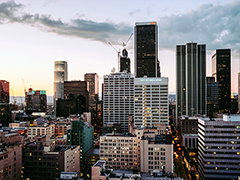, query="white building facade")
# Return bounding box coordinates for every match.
[103,72,135,132]
[134,77,169,128]
[100,128,173,174]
